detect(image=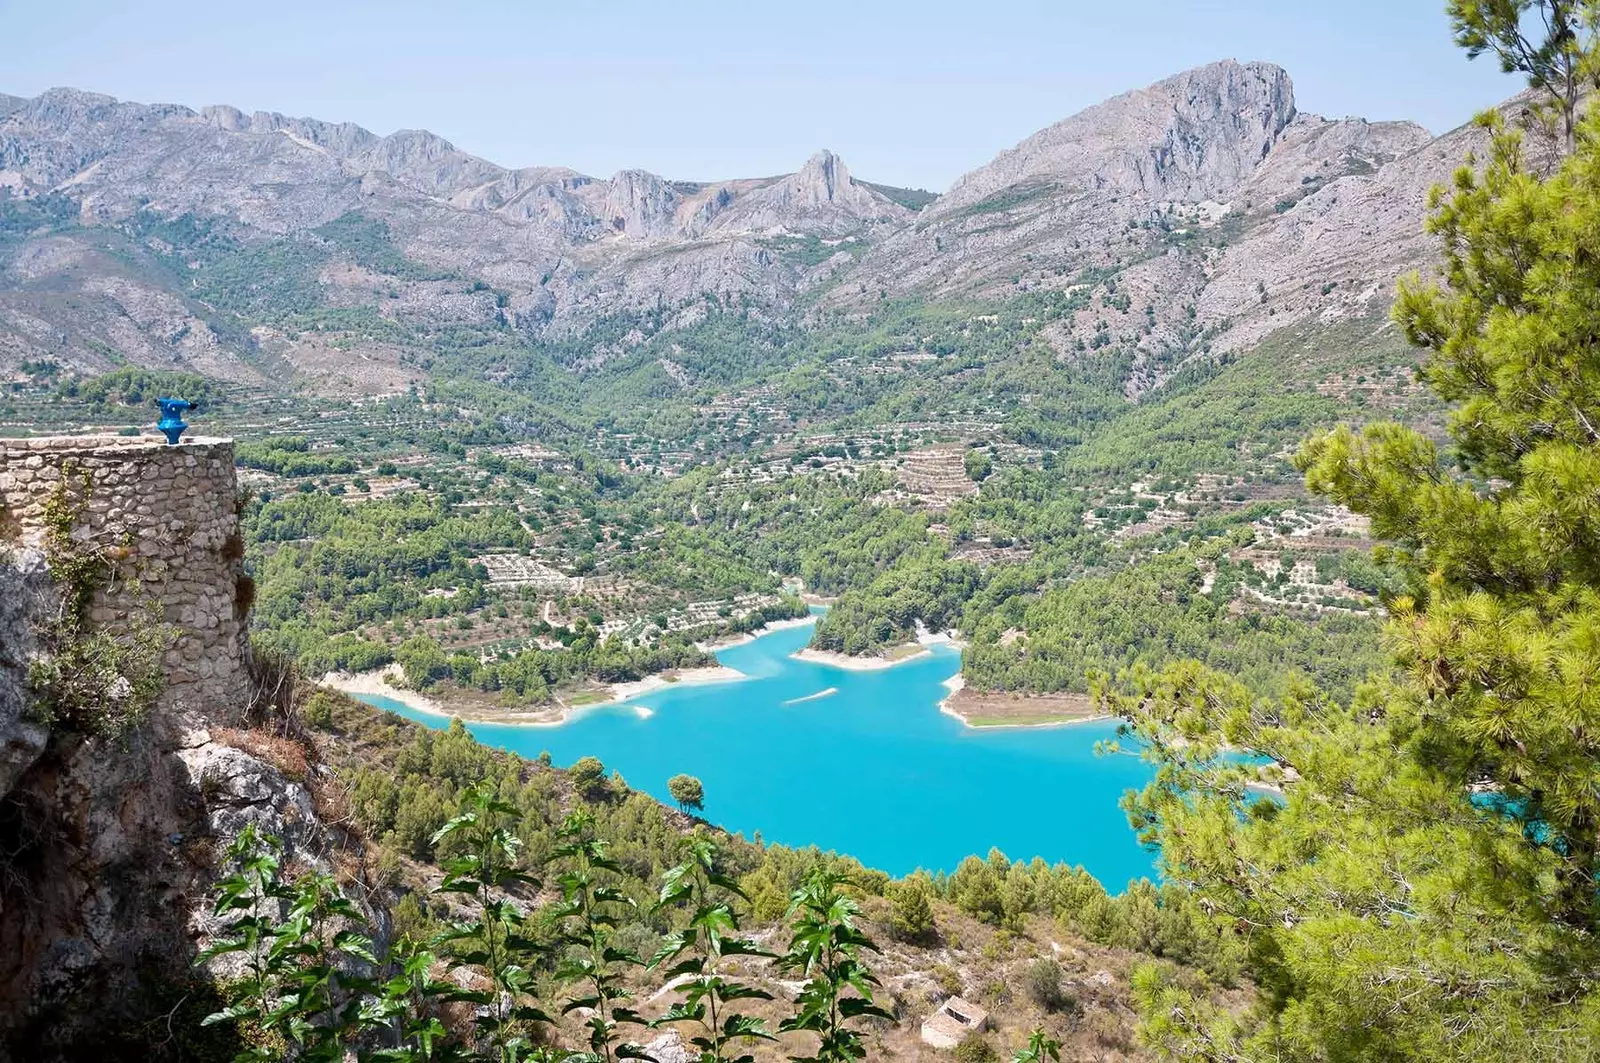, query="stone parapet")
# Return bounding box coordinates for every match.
[0,435,251,719]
